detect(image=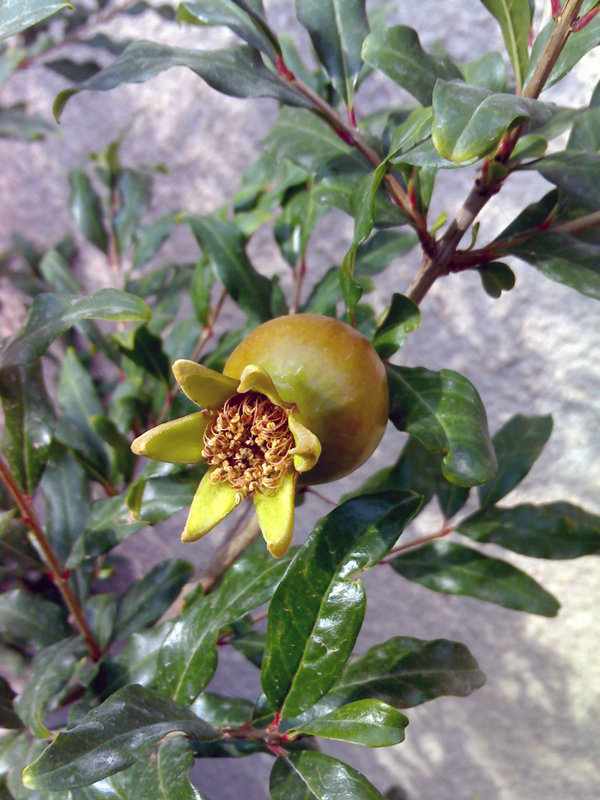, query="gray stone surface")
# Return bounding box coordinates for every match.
[1,2,599,799]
